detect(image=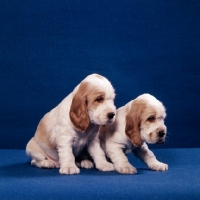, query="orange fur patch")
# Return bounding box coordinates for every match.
[69,82,90,132]
[34,114,56,150]
[125,99,147,147]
